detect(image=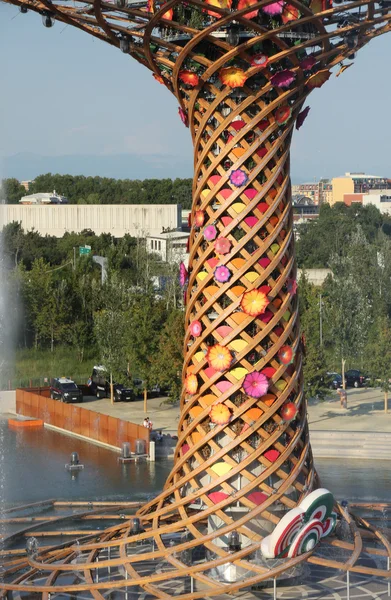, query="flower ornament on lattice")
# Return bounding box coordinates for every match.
[261,489,337,558]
